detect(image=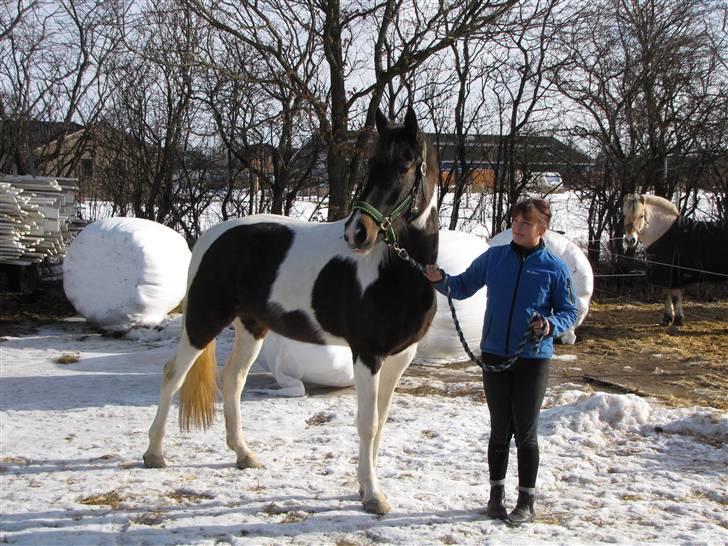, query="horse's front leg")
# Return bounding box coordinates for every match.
[373,344,417,468]
[353,357,390,514]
